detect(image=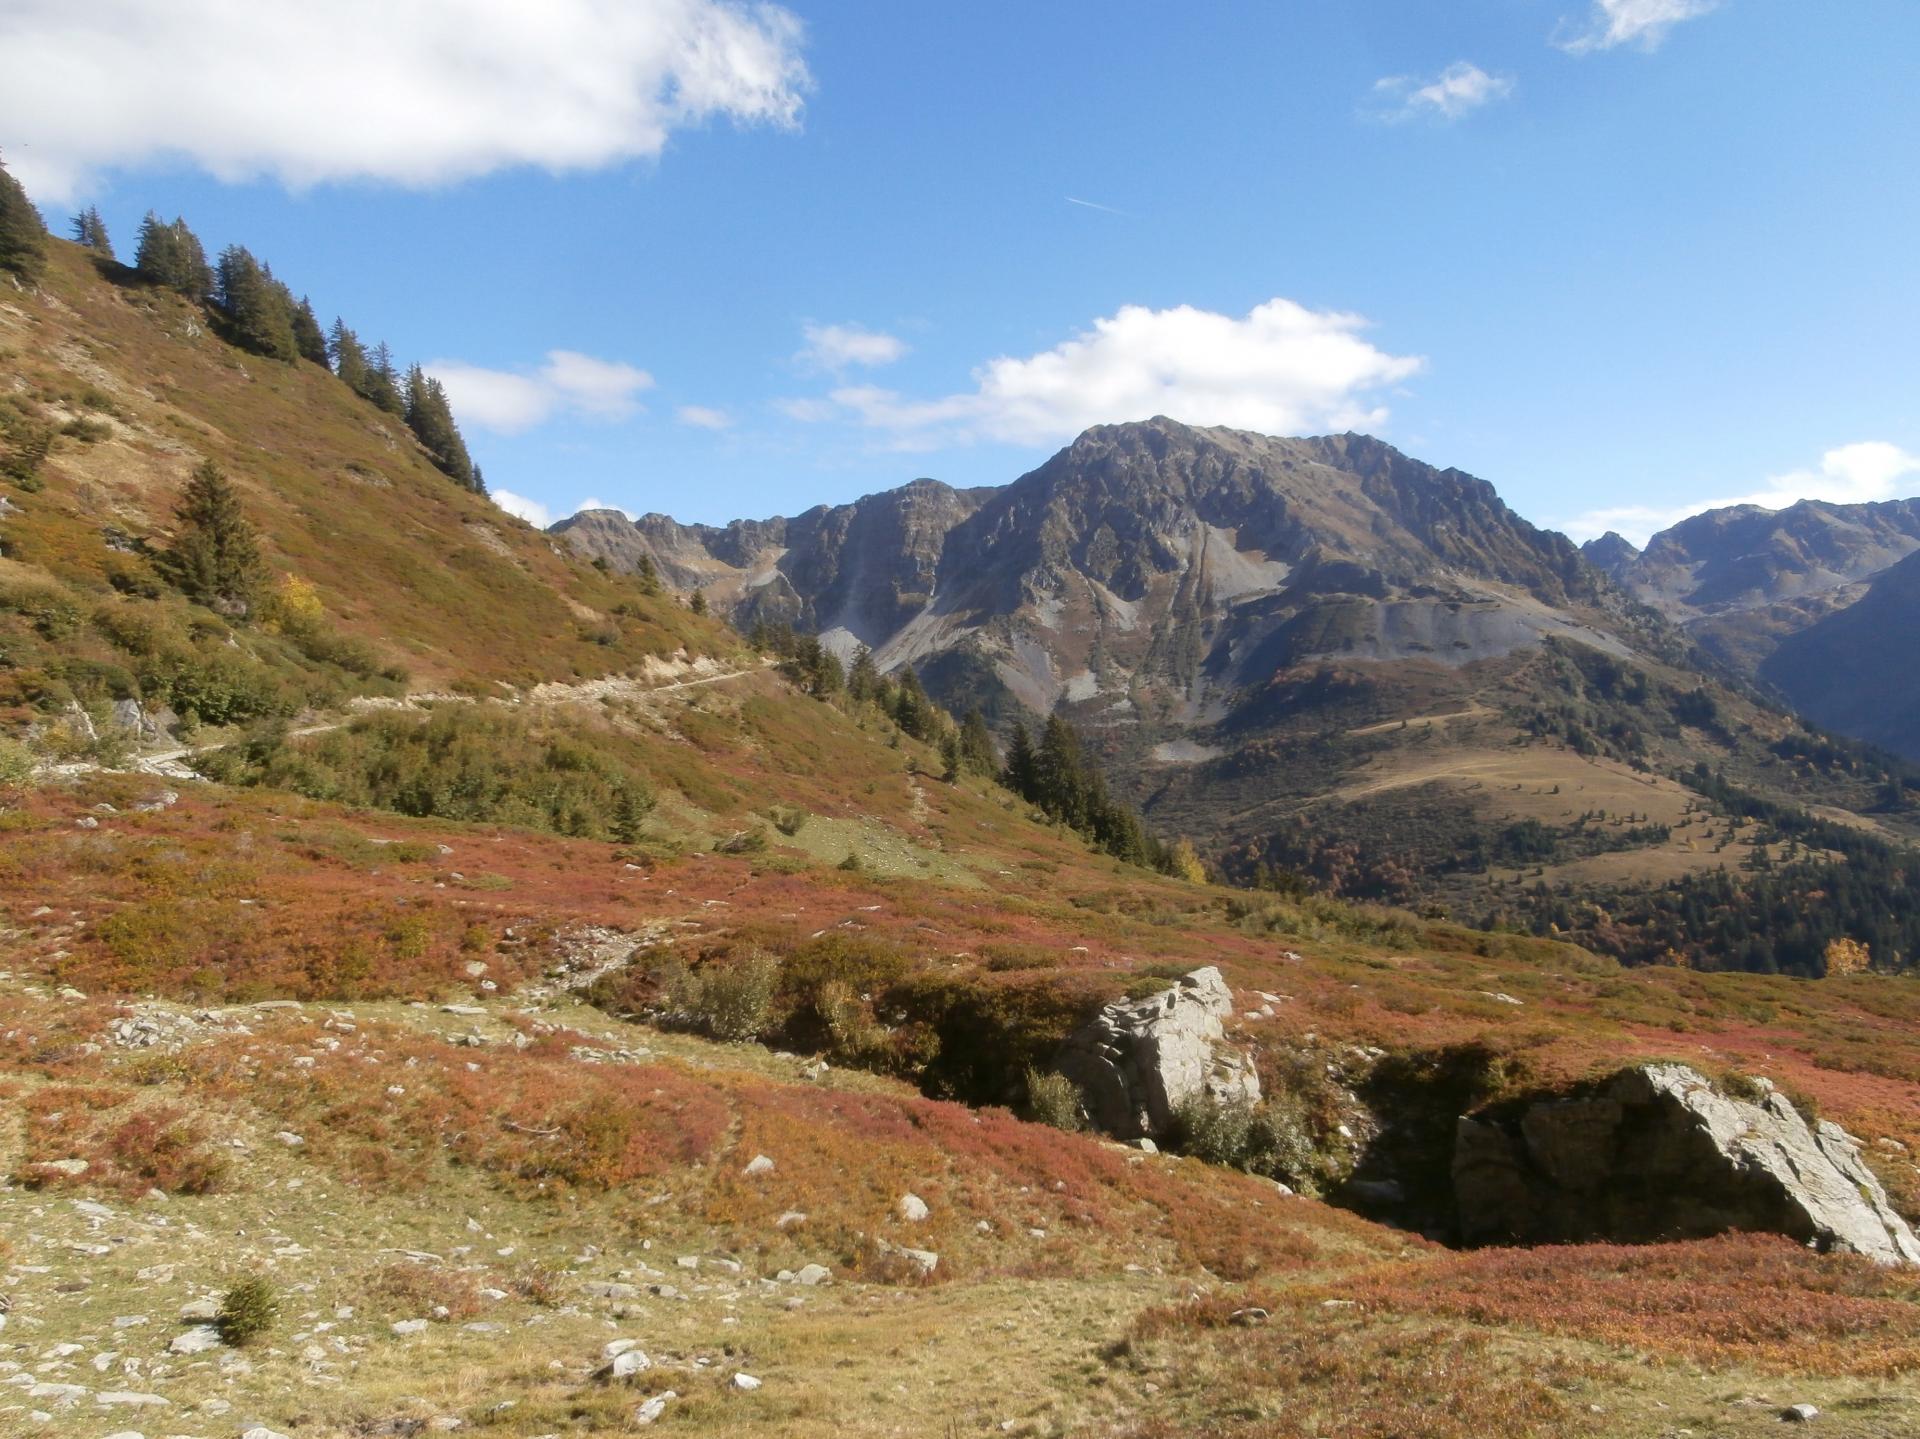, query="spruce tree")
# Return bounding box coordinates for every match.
[847,645,880,704]
[1002,721,1038,799]
[366,342,405,414]
[290,296,328,365]
[403,366,476,486]
[161,460,265,616]
[70,206,112,257]
[0,155,48,282]
[215,246,298,361]
[959,710,996,776]
[134,214,212,299]
[328,319,368,391]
